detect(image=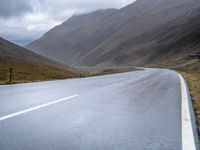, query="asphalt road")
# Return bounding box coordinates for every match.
[0,69,199,150]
